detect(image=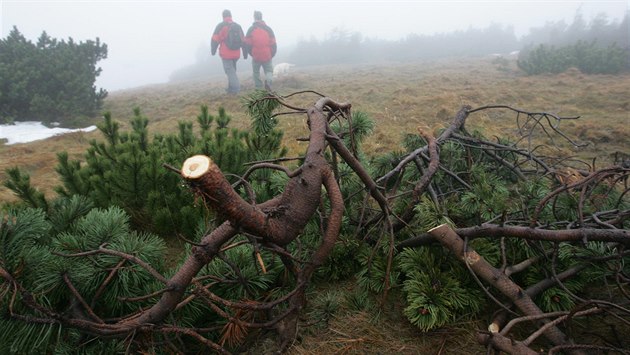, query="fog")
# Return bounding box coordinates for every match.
[2,0,627,92]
